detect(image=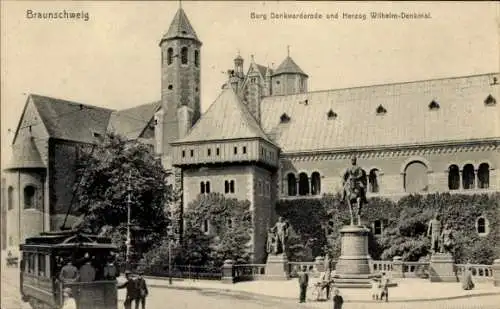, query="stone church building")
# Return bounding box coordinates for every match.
[2,8,499,262]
